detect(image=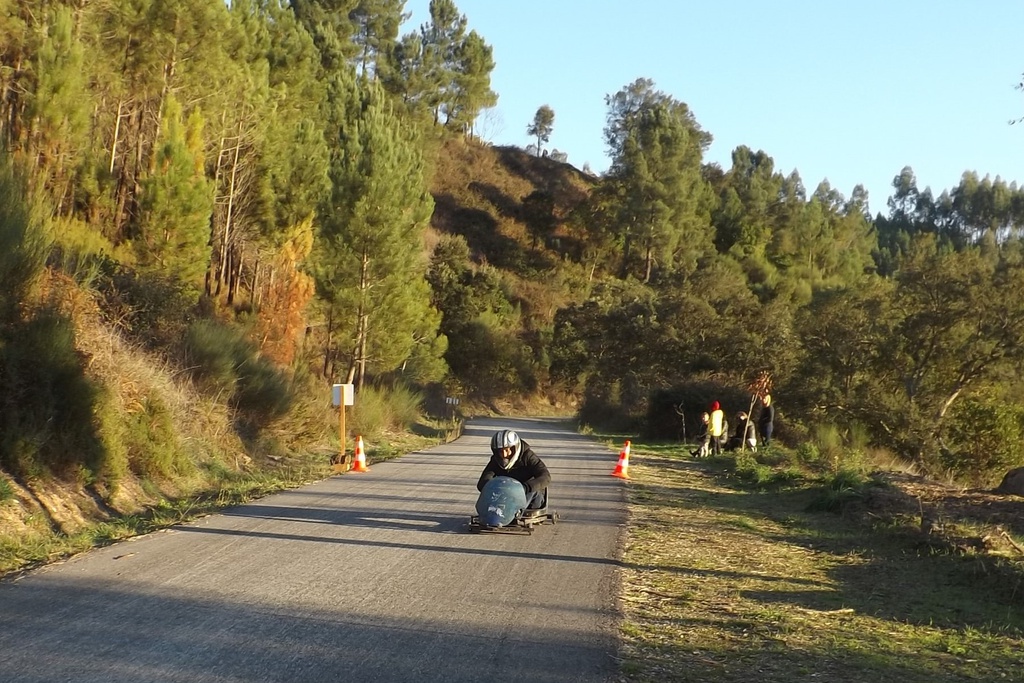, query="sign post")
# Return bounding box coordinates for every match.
[445,396,460,425]
[331,384,355,472]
